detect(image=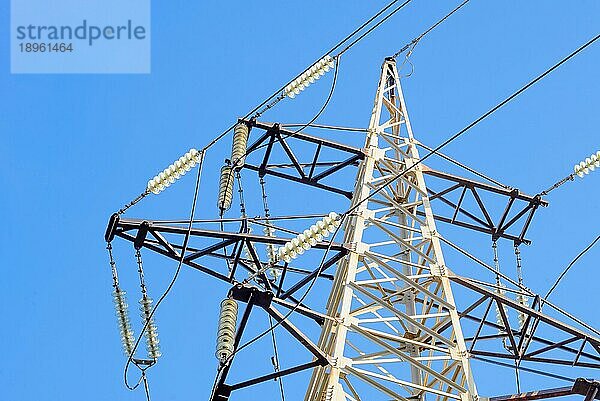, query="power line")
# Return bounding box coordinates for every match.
[268,315,286,401]
[544,233,600,301]
[346,32,600,216]
[415,141,510,188]
[471,356,575,383]
[391,0,471,59]
[335,0,414,57]
[221,214,346,364]
[117,0,419,218]
[200,0,416,154]
[246,55,342,156]
[219,31,600,369]
[280,124,367,132]
[123,150,206,390]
